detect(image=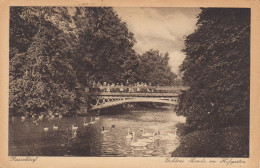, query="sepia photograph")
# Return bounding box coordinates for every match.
[7,6,252,158]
